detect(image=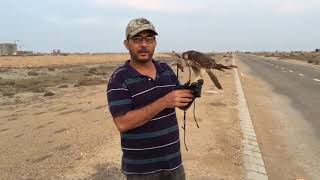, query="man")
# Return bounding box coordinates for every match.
[107,17,194,180]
